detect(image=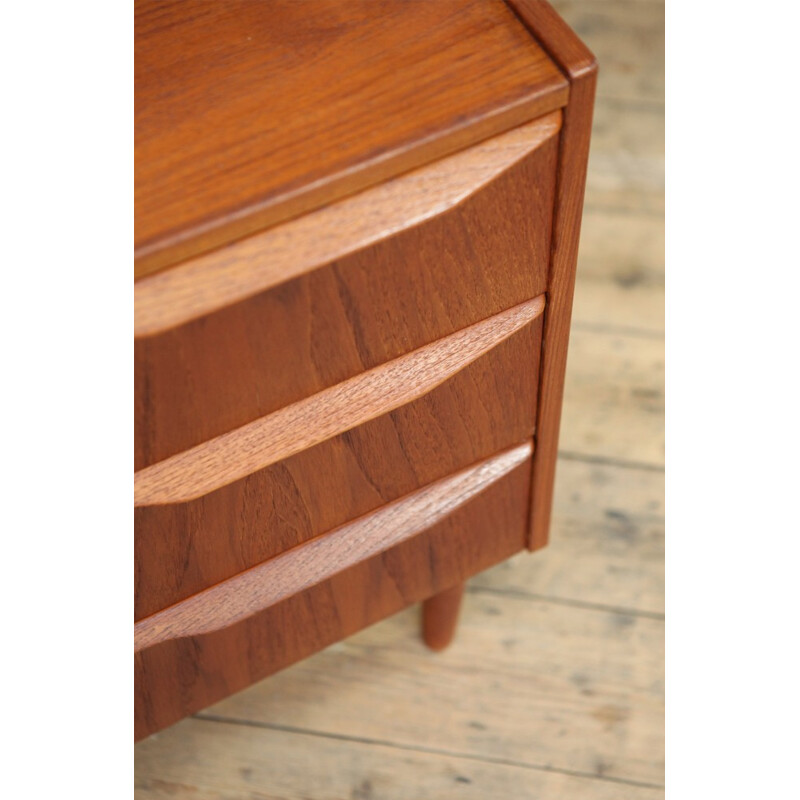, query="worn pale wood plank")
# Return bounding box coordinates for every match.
[572,277,664,335]
[577,209,664,283]
[200,593,664,786]
[472,458,664,614]
[135,717,664,800]
[550,0,664,104]
[585,101,664,215]
[559,329,664,466]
